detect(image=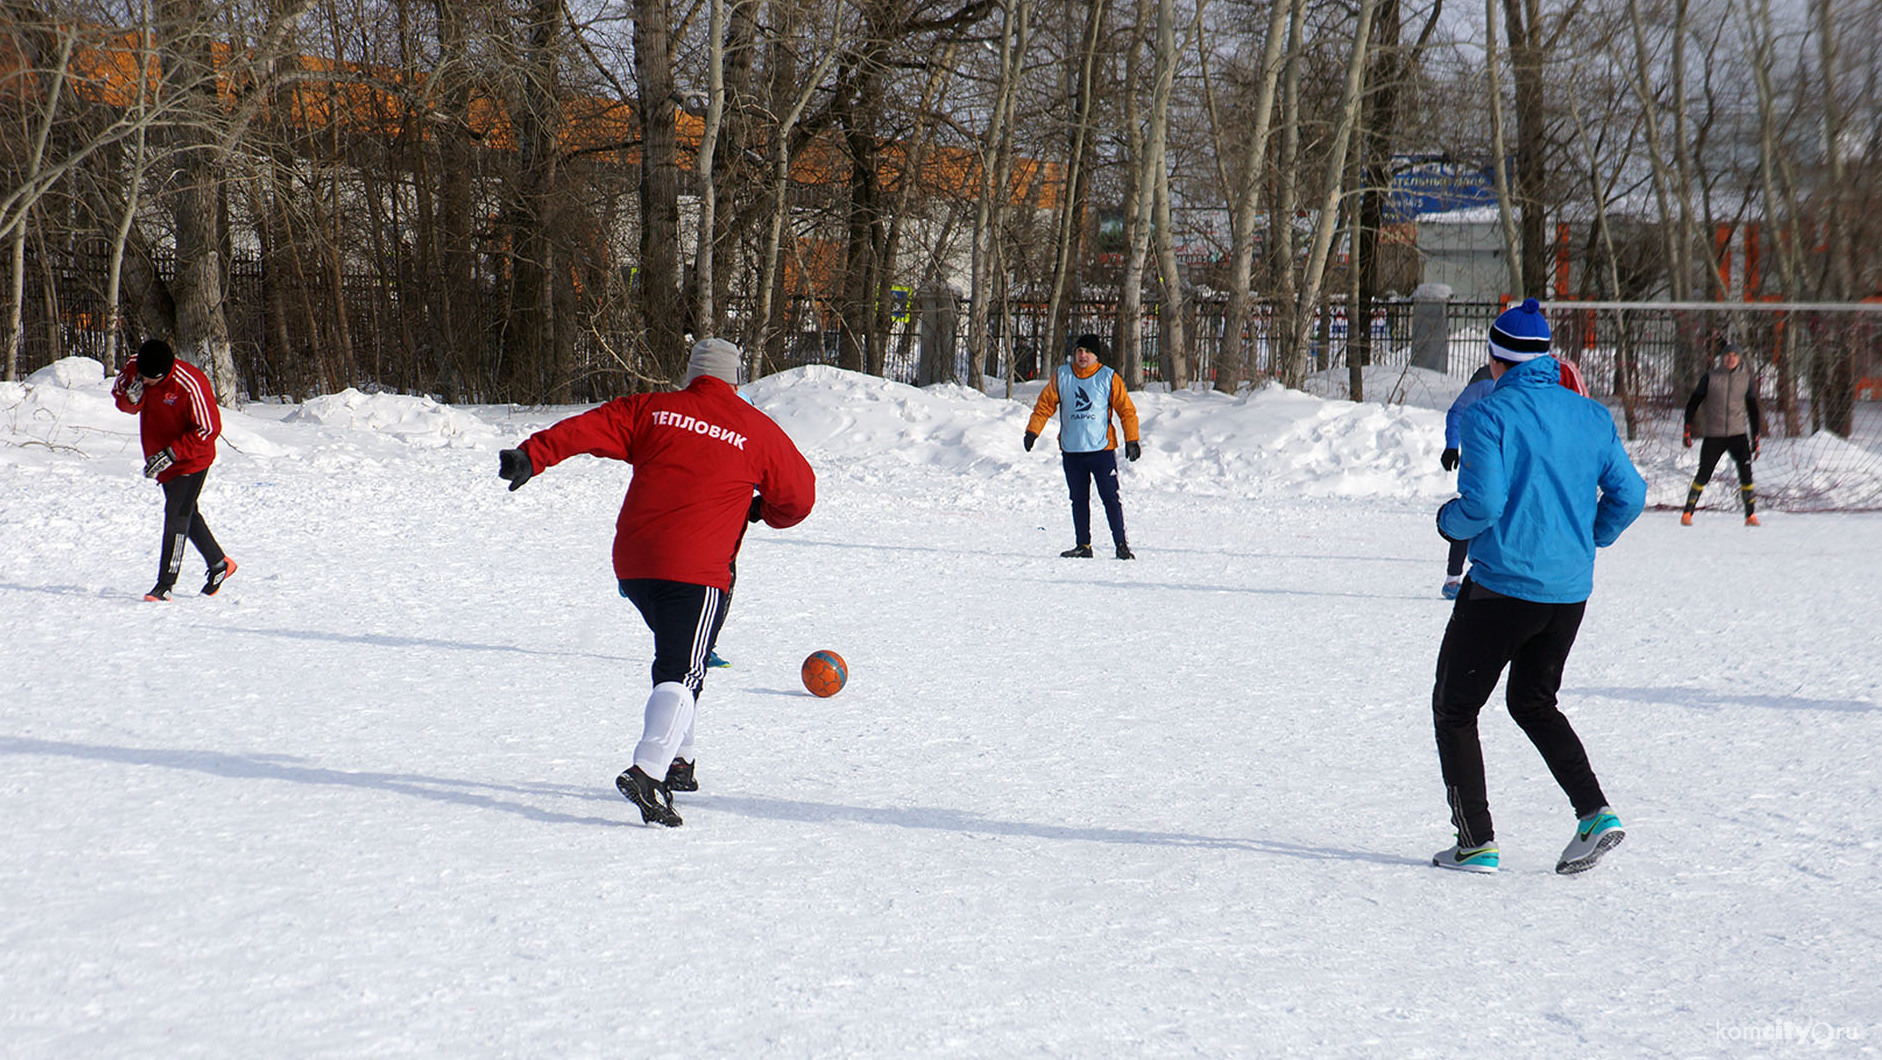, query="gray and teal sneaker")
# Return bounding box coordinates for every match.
[1555,807,1624,875]
[1432,840,1500,874]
